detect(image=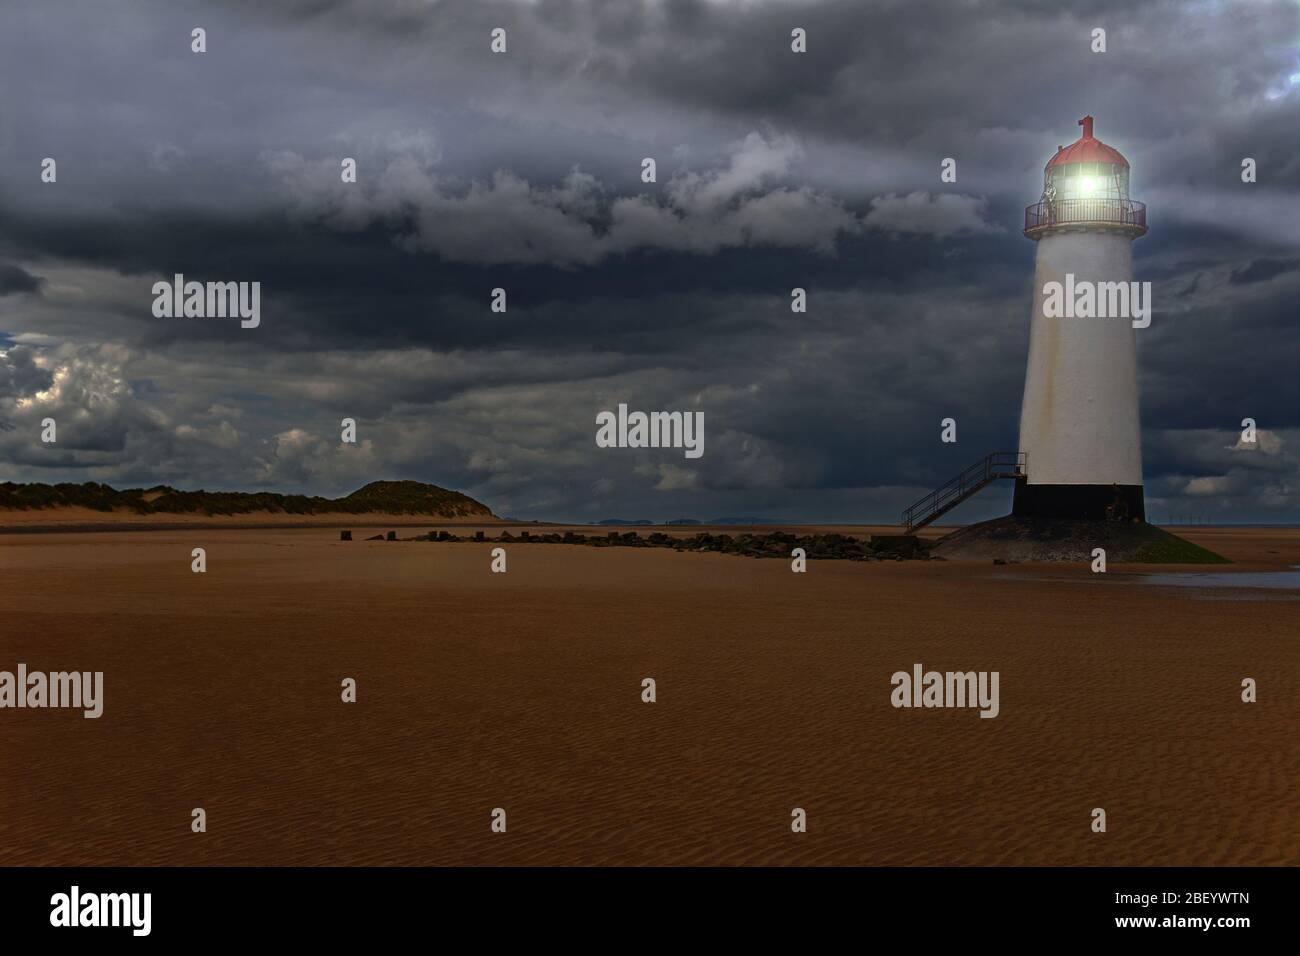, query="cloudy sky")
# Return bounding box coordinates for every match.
[1,0,1297,522]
